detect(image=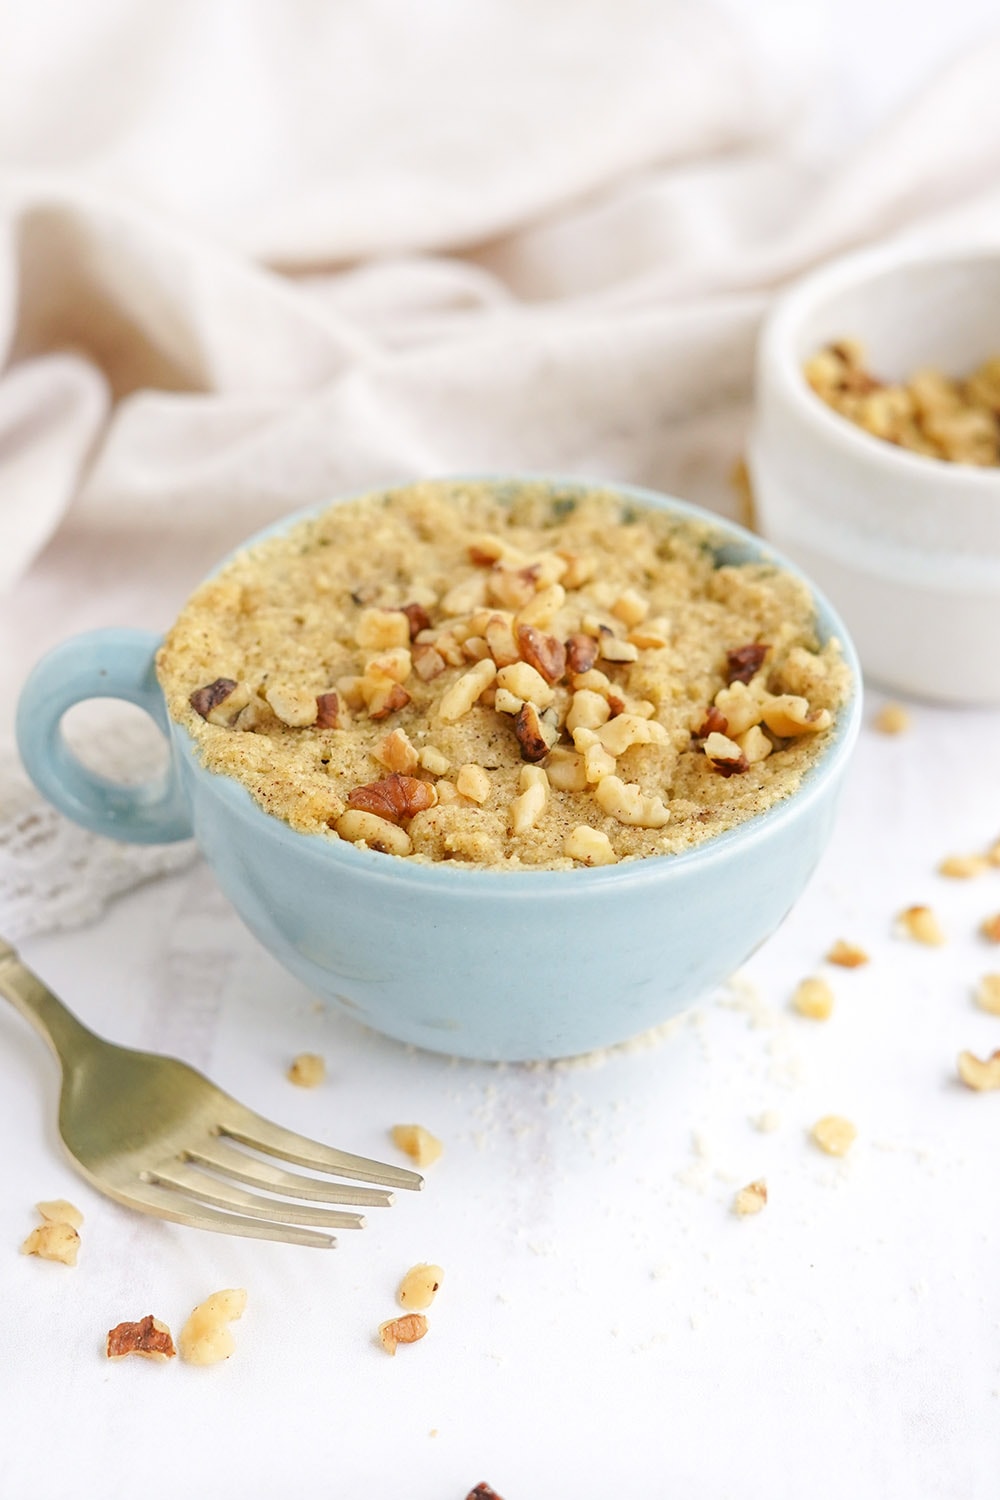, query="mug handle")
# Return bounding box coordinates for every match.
[15,628,193,845]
